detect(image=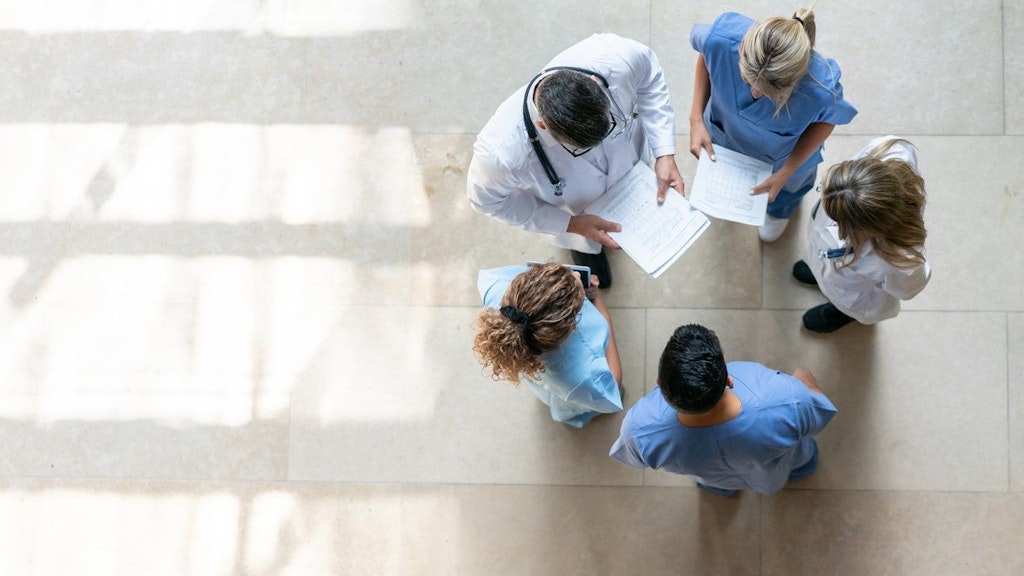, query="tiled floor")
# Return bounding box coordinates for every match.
[1,1,1023,575]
